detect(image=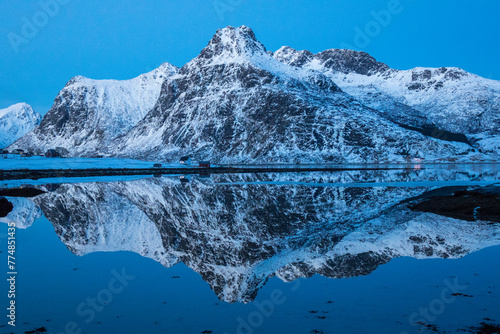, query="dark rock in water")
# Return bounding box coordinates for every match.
[466,322,500,334]
[411,186,500,223]
[0,196,13,217]
[24,327,48,333]
[0,188,46,198]
[414,323,440,332]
